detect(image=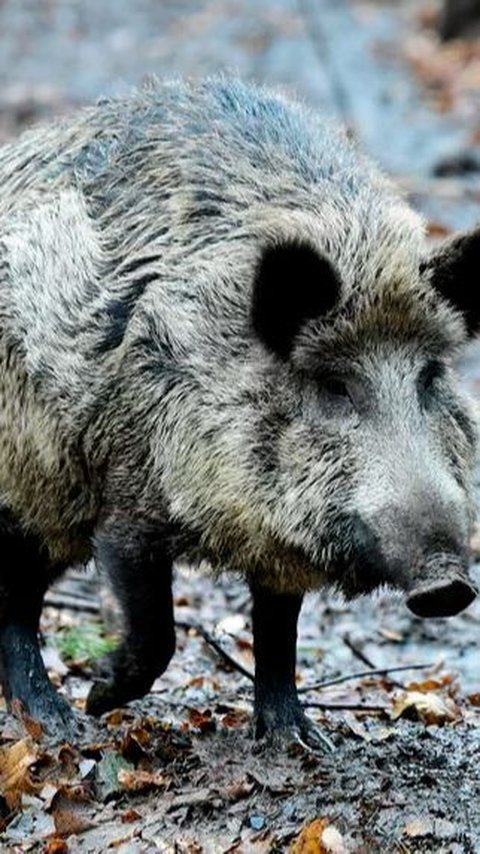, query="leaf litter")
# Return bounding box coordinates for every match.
[3,560,480,852]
